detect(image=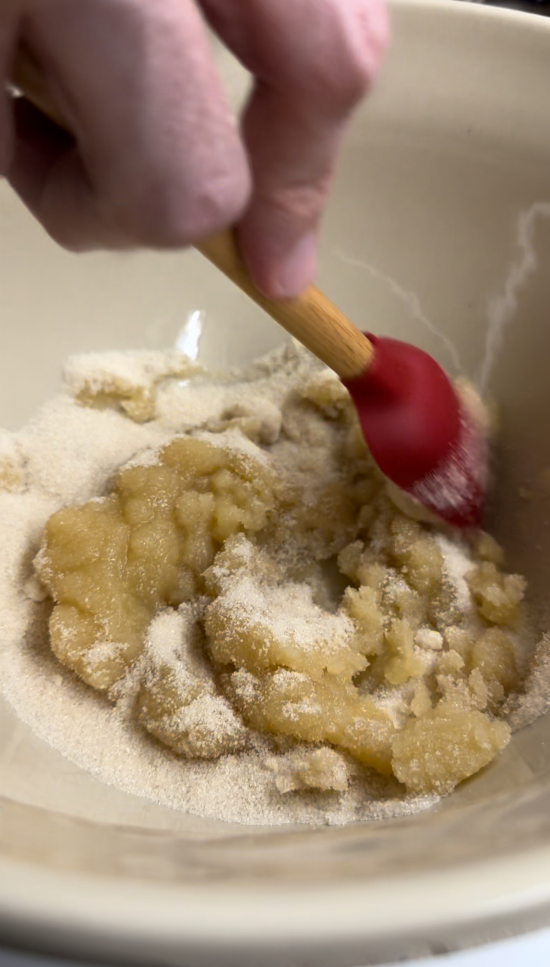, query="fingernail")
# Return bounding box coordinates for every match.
[275,232,317,298]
